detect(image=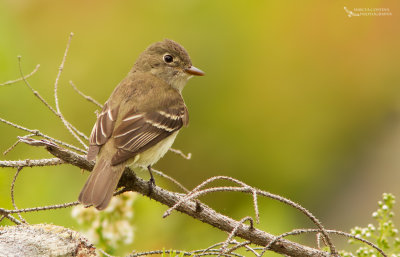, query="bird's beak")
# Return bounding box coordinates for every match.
[185,66,205,76]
